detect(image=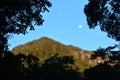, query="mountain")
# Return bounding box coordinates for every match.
[12,37,106,72]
